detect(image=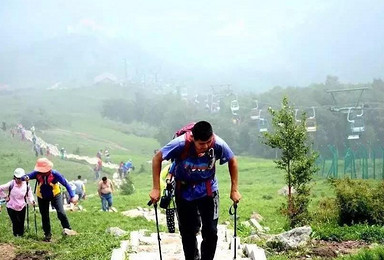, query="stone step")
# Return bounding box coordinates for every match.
[128,227,250,260]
